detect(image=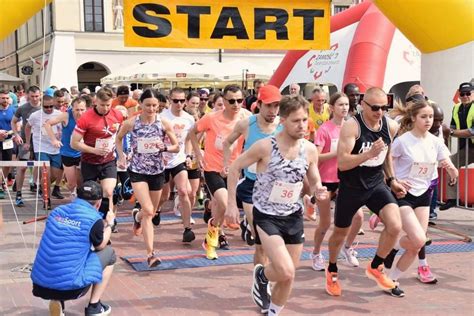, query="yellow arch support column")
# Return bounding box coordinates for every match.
[372,0,474,53]
[0,0,53,41]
